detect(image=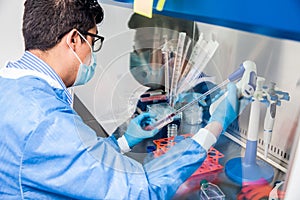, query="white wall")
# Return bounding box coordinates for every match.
[0,0,25,68]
